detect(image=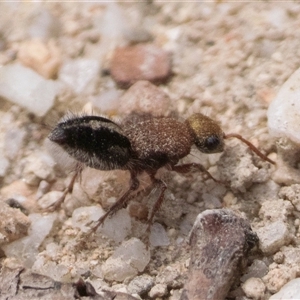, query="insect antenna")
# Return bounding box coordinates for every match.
[224,133,275,165]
